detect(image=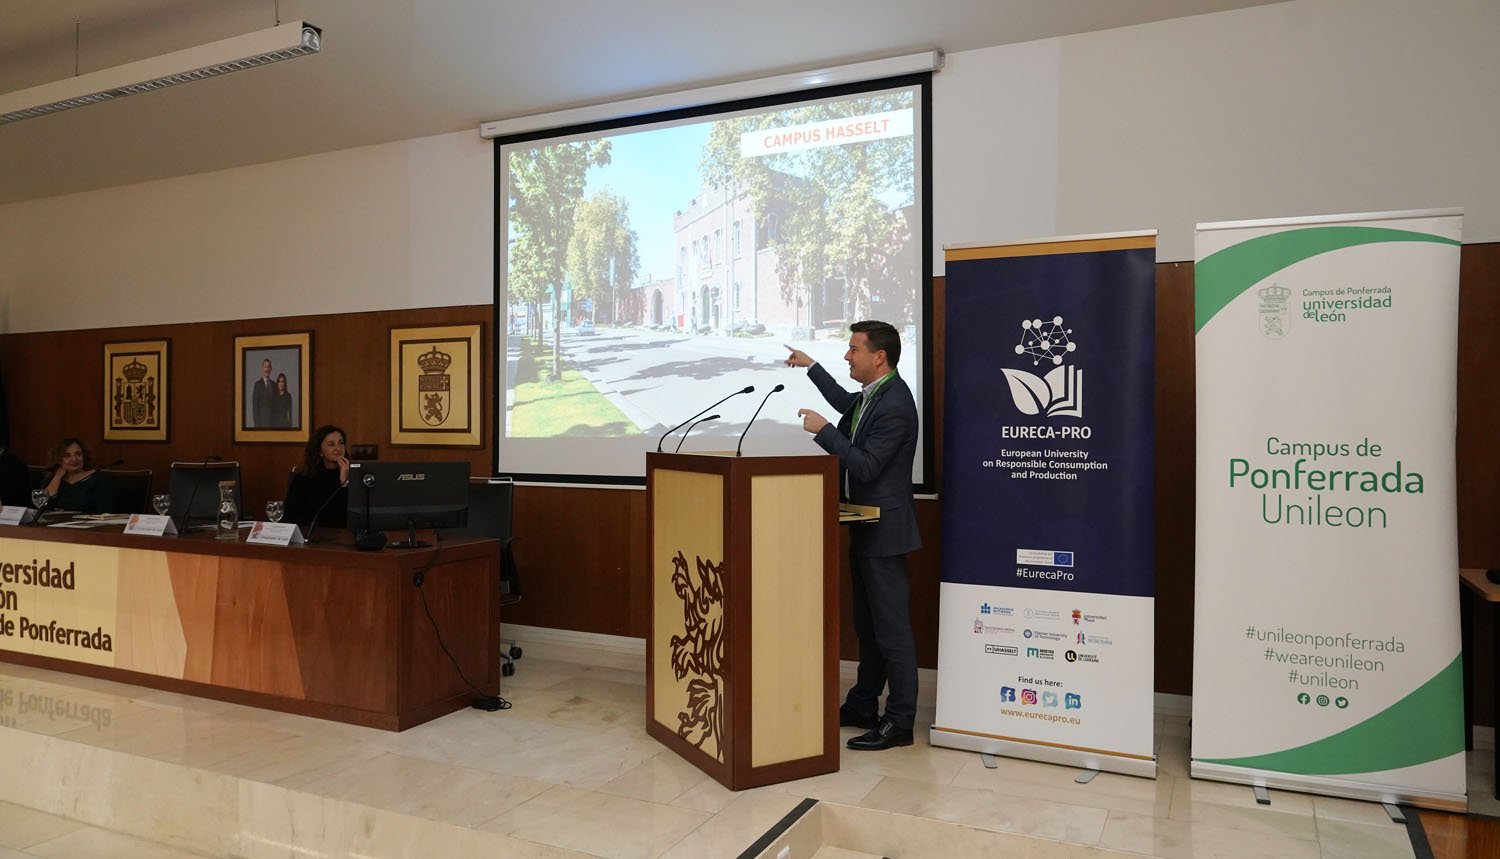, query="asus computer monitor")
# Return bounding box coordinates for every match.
[347,461,470,547]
